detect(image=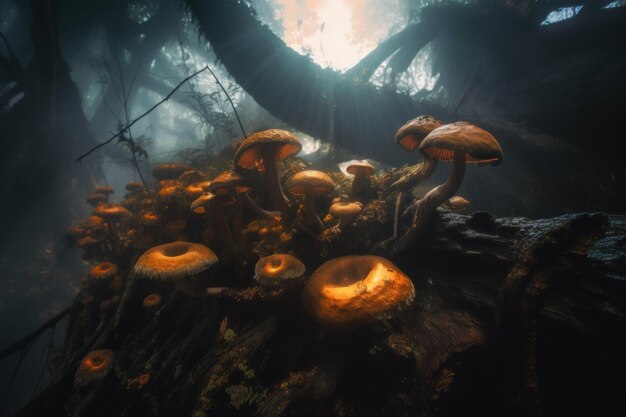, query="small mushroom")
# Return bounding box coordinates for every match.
[234,129,302,214]
[442,195,470,213]
[134,242,219,297]
[152,163,190,180]
[328,201,362,229]
[74,349,114,387]
[285,170,335,233]
[191,192,237,254]
[254,254,305,289]
[346,160,375,196]
[390,115,444,190]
